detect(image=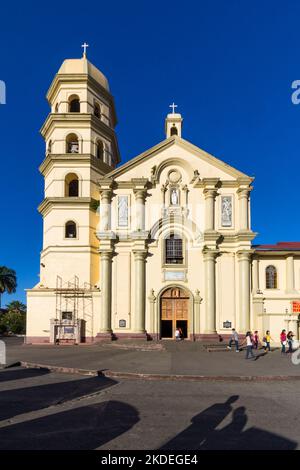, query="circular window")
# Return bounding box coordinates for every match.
[168,169,181,184]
